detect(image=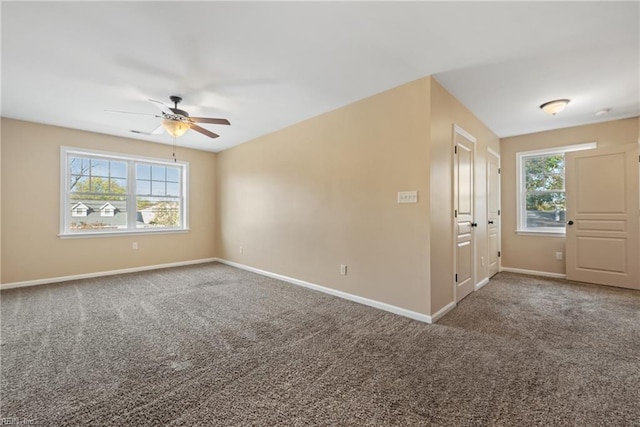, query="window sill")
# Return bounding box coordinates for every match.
[58,228,190,239]
[515,230,565,237]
